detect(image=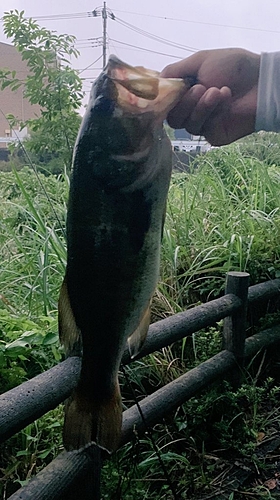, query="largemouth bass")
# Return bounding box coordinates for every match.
[58,56,189,452]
